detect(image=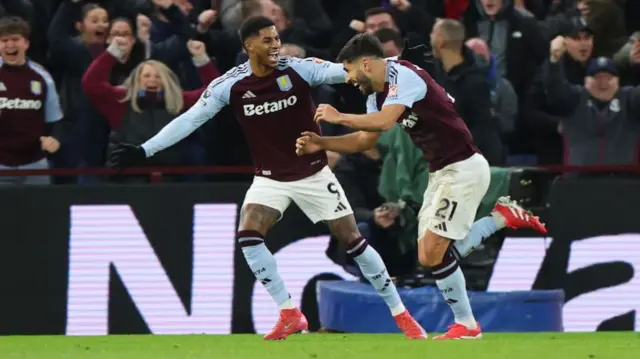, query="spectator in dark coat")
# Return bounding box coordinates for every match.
[544,36,640,166]
[431,19,505,165]
[463,0,547,101]
[522,20,594,164]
